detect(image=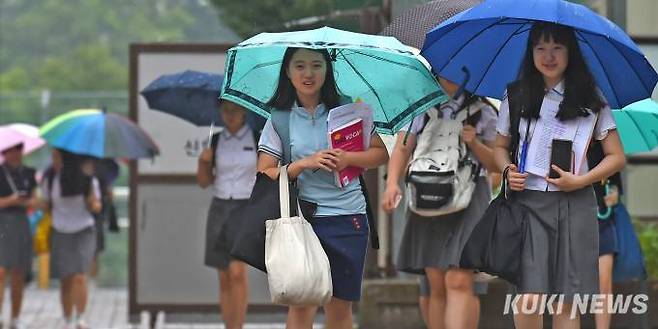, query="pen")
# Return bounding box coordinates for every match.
[519,141,528,173]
